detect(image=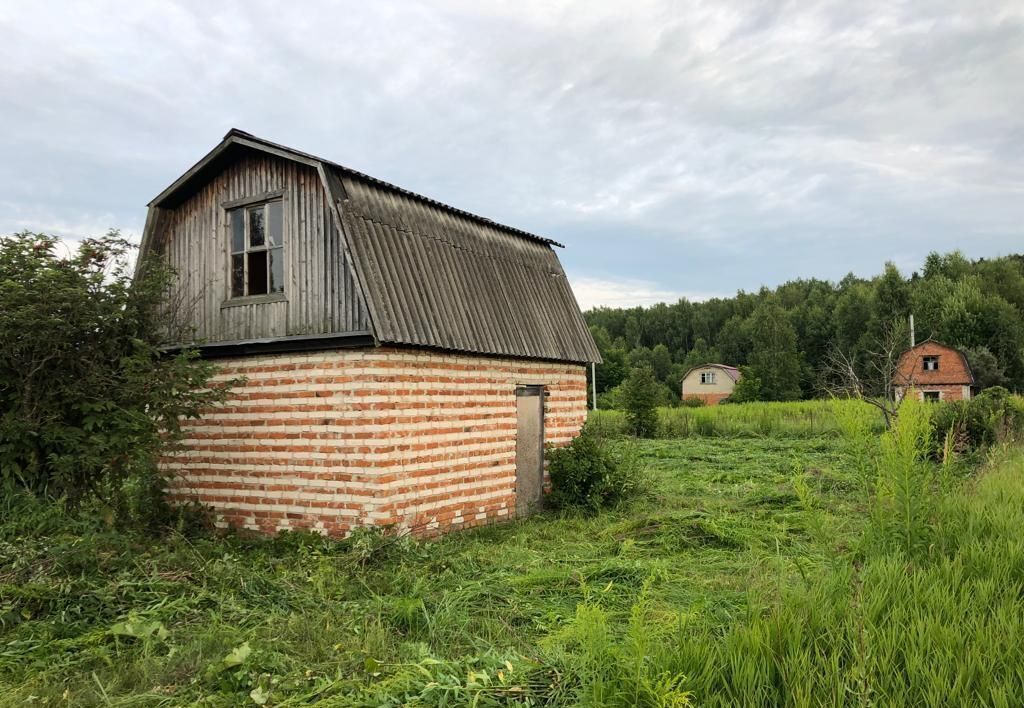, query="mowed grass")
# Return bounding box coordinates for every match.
[0,436,860,705]
[5,396,1024,707]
